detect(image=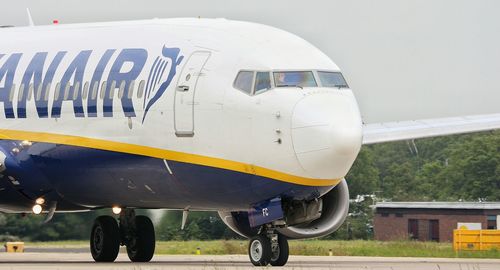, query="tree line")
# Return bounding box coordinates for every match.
[0,131,499,241]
